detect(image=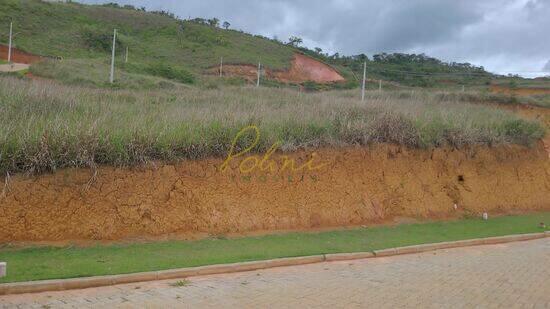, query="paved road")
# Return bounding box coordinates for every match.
[1,238,549,308]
